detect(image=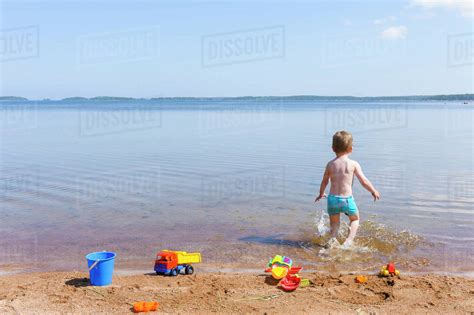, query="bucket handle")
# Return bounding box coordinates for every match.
[88,260,100,271]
